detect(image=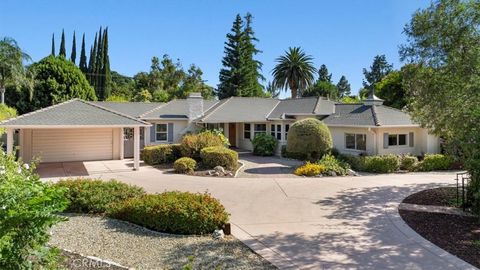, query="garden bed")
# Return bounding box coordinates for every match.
[153,162,242,177]
[399,187,480,268]
[50,214,276,270]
